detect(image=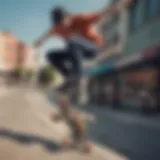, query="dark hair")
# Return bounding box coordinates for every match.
[51,6,67,25]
